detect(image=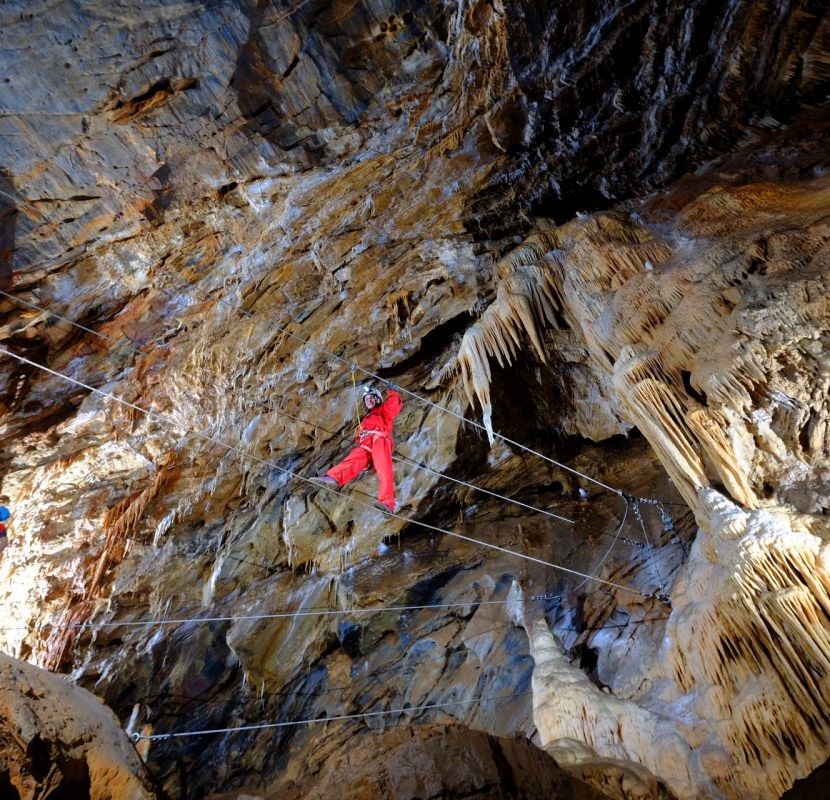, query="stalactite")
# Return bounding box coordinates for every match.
[613,350,707,508]
[686,408,757,508]
[457,264,560,440]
